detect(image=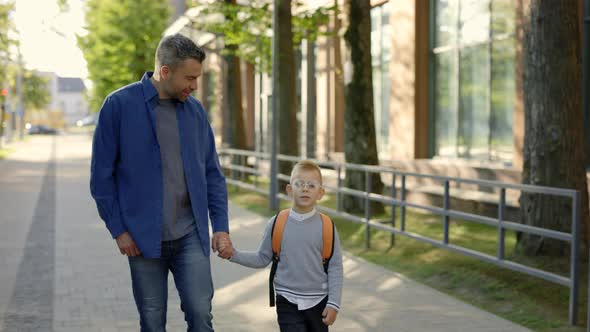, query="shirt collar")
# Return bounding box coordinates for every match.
[141,72,159,102]
[289,208,317,221]
[141,71,187,105]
